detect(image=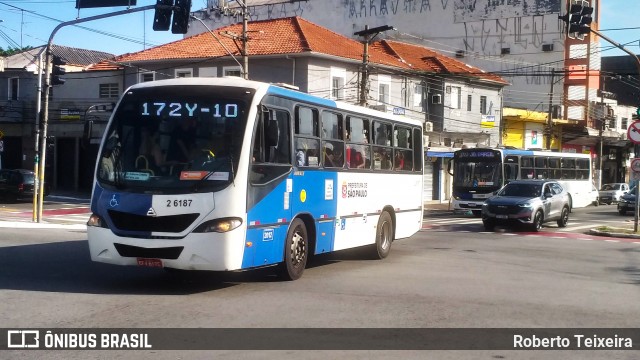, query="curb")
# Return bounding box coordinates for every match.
[588,229,640,239]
